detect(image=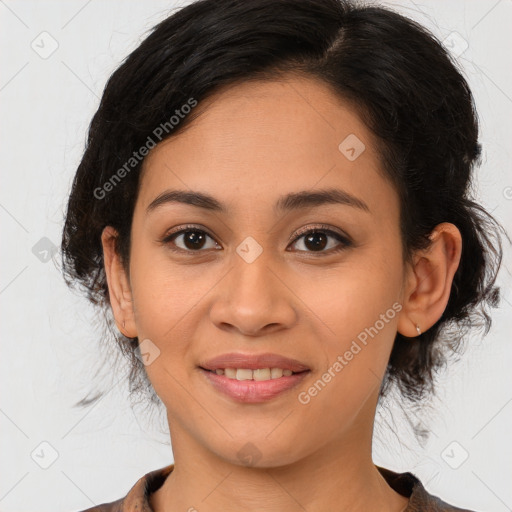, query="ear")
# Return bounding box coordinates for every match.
[101,226,137,338]
[397,222,462,338]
